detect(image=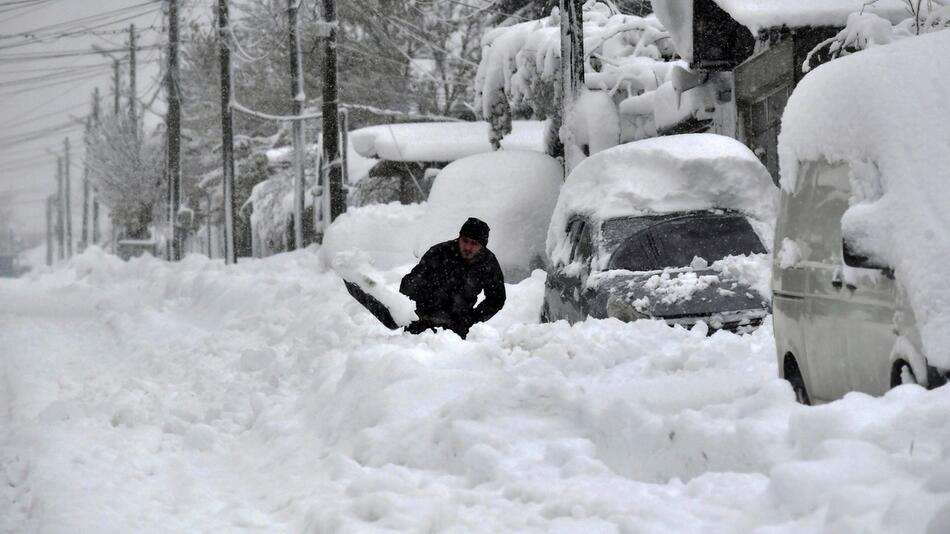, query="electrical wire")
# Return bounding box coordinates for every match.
[0,2,159,40]
[0,44,165,63]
